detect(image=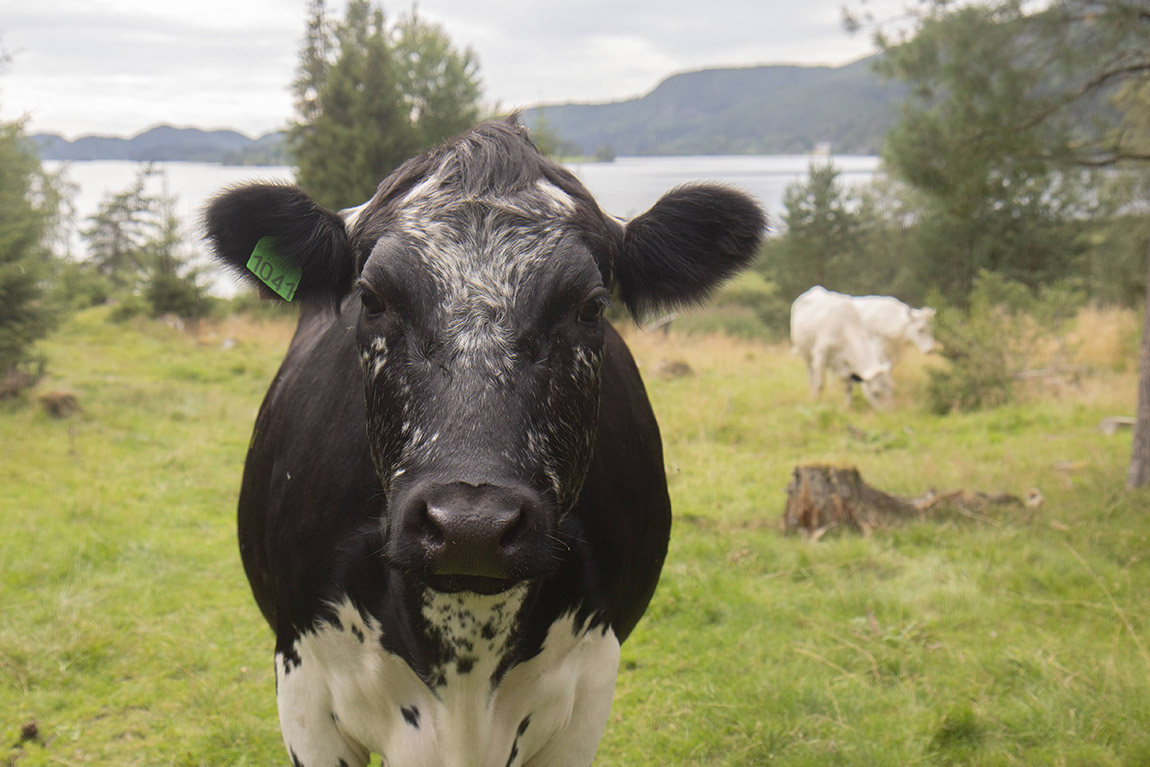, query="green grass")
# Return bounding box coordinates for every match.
[3,308,1149,765]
